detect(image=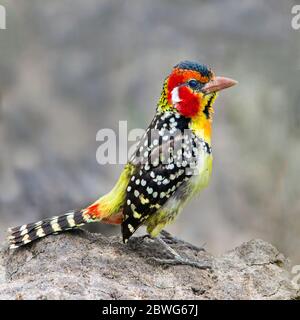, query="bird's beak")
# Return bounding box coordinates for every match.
[202,76,238,94]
